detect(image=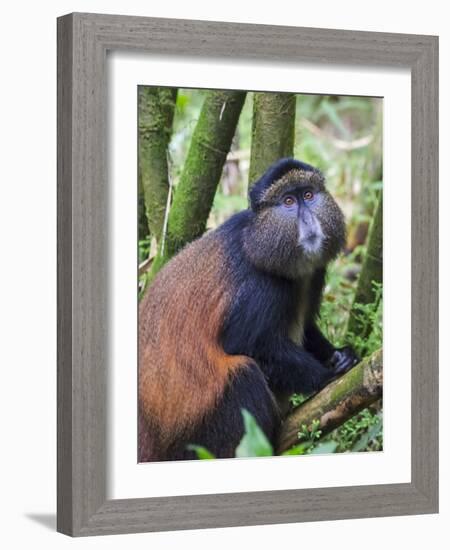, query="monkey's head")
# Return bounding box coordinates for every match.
[244,158,346,279]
